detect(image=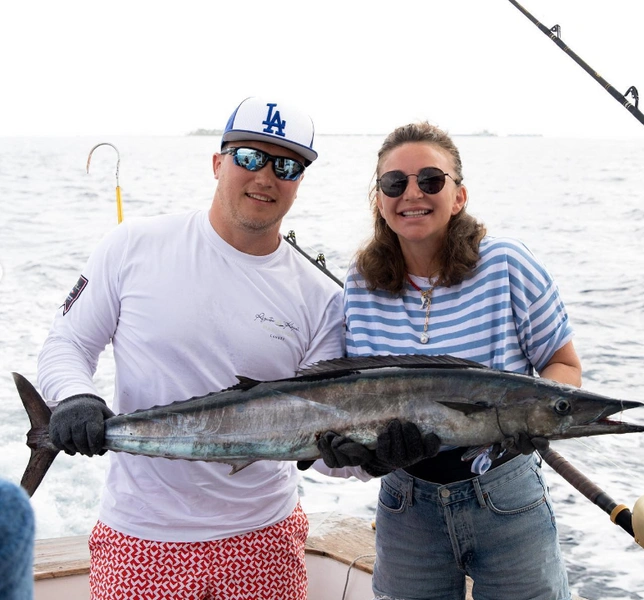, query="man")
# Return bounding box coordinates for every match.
[38,97,344,599]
